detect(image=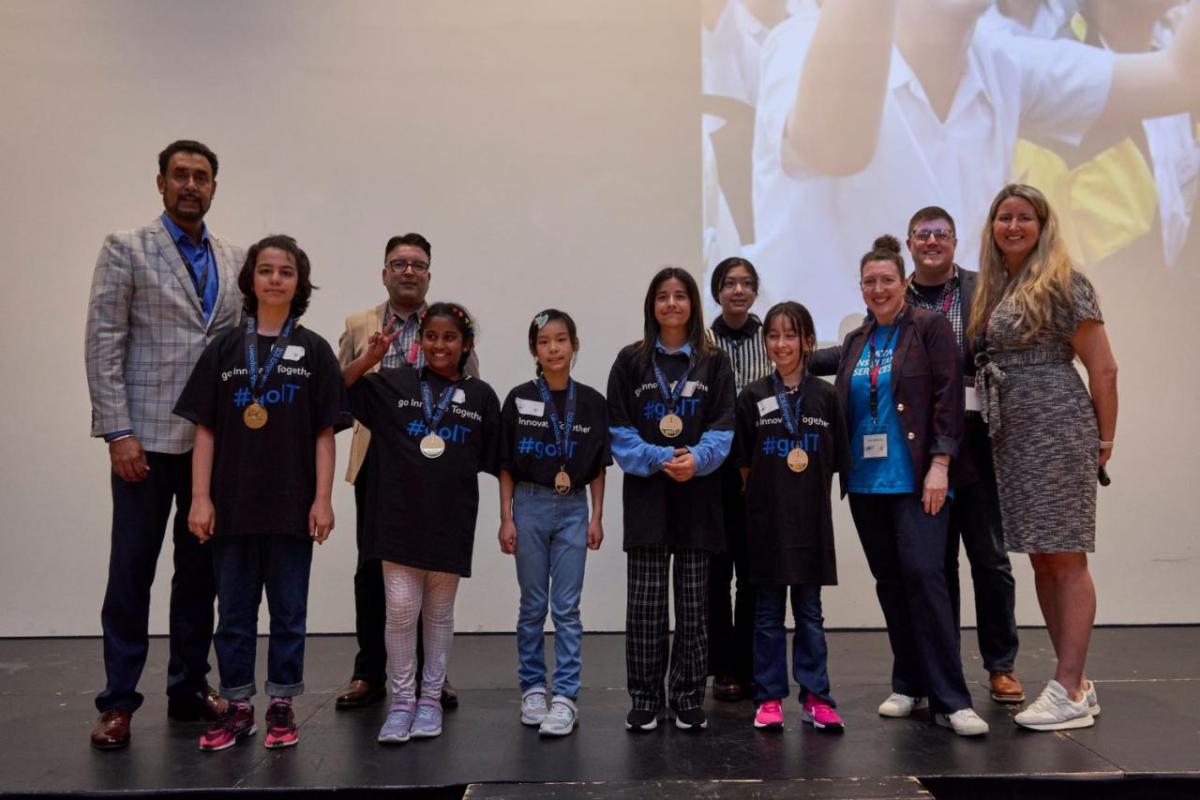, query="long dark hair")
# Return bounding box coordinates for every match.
[636,266,715,365]
[762,301,816,361]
